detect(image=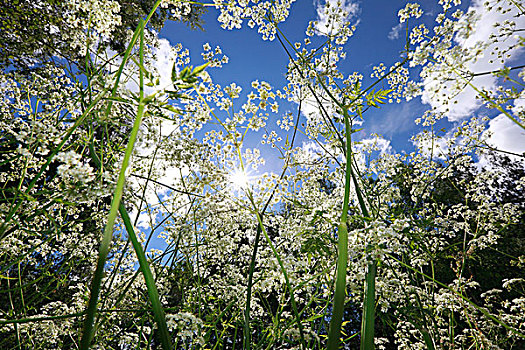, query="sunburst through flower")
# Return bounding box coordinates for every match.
[228,167,252,190]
